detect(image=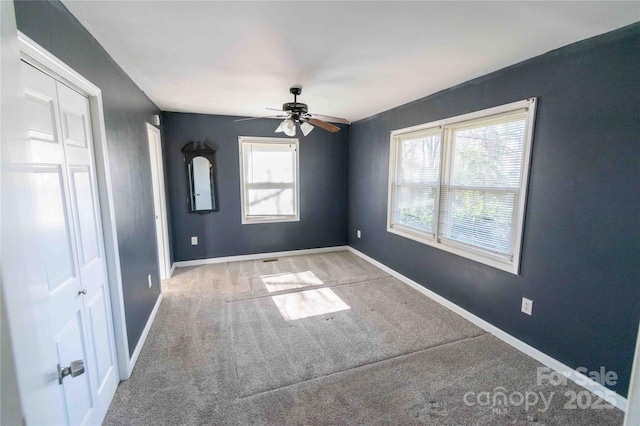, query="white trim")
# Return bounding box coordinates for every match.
[390,99,532,136]
[624,322,640,425]
[18,32,99,97]
[241,214,300,225]
[238,136,300,225]
[17,32,131,381]
[169,263,176,278]
[386,99,536,275]
[347,246,628,412]
[387,226,516,272]
[173,246,348,268]
[146,123,171,280]
[2,4,29,422]
[128,293,163,373]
